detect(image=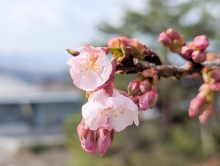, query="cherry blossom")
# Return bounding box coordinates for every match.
[67,45,112,91]
[82,89,139,132]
